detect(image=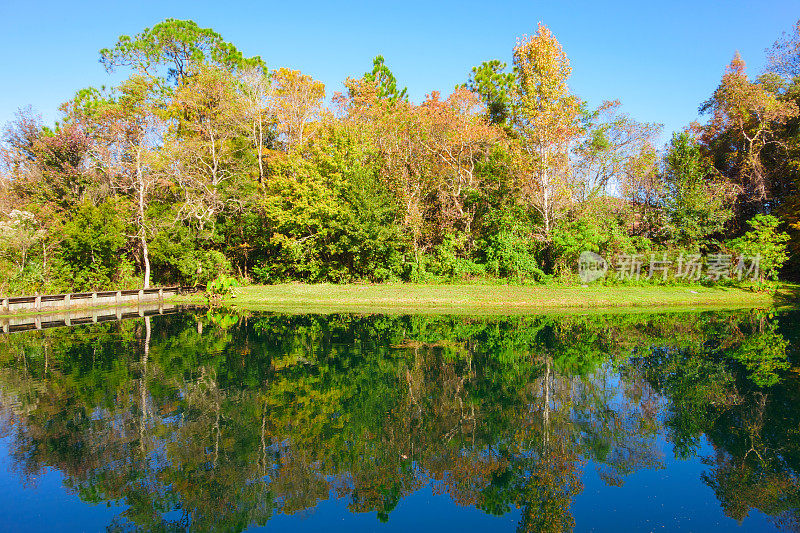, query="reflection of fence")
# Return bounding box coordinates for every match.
[0,302,188,334]
[0,287,186,315]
